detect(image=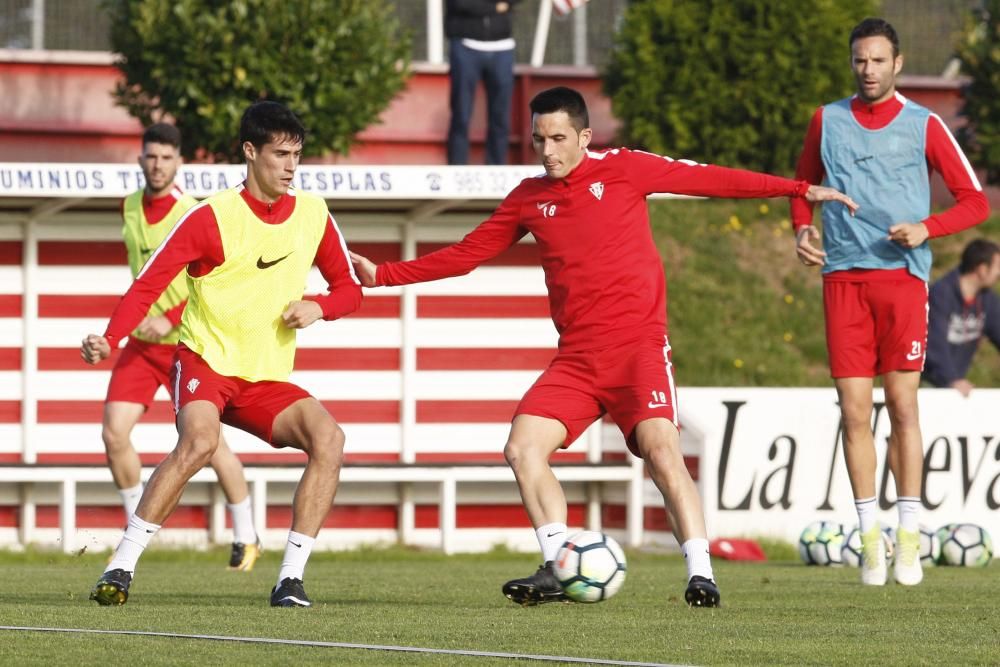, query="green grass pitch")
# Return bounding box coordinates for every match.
[0,546,996,666]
